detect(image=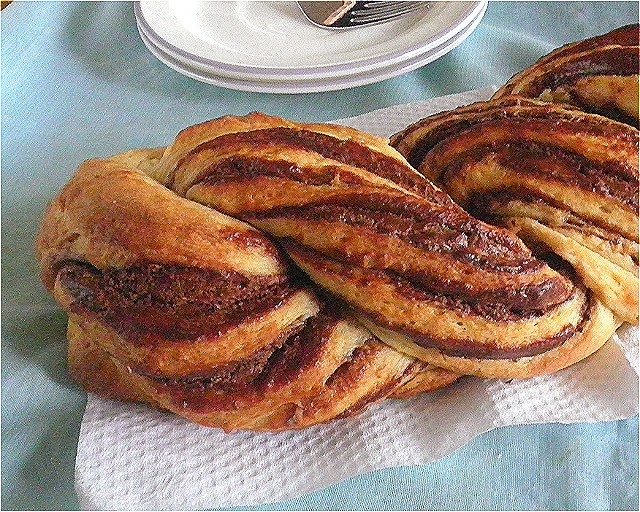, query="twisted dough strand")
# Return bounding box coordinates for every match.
[493,24,640,126]
[152,112,619,379]
[391,97,639,325]
[38,152,457,432]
